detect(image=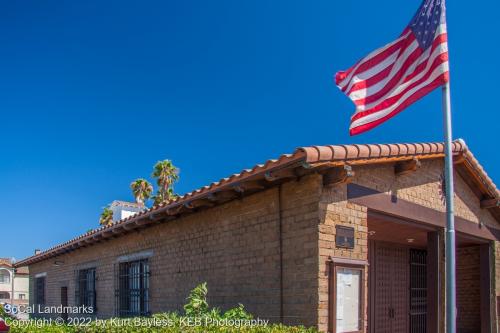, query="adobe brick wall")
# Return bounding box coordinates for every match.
[28,174,323,326]
[456,246,481,333]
